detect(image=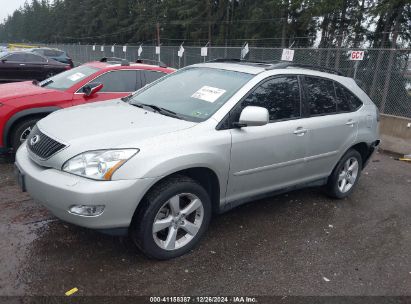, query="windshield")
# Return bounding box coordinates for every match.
[39,65,99,91]
[129,67,253,122]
